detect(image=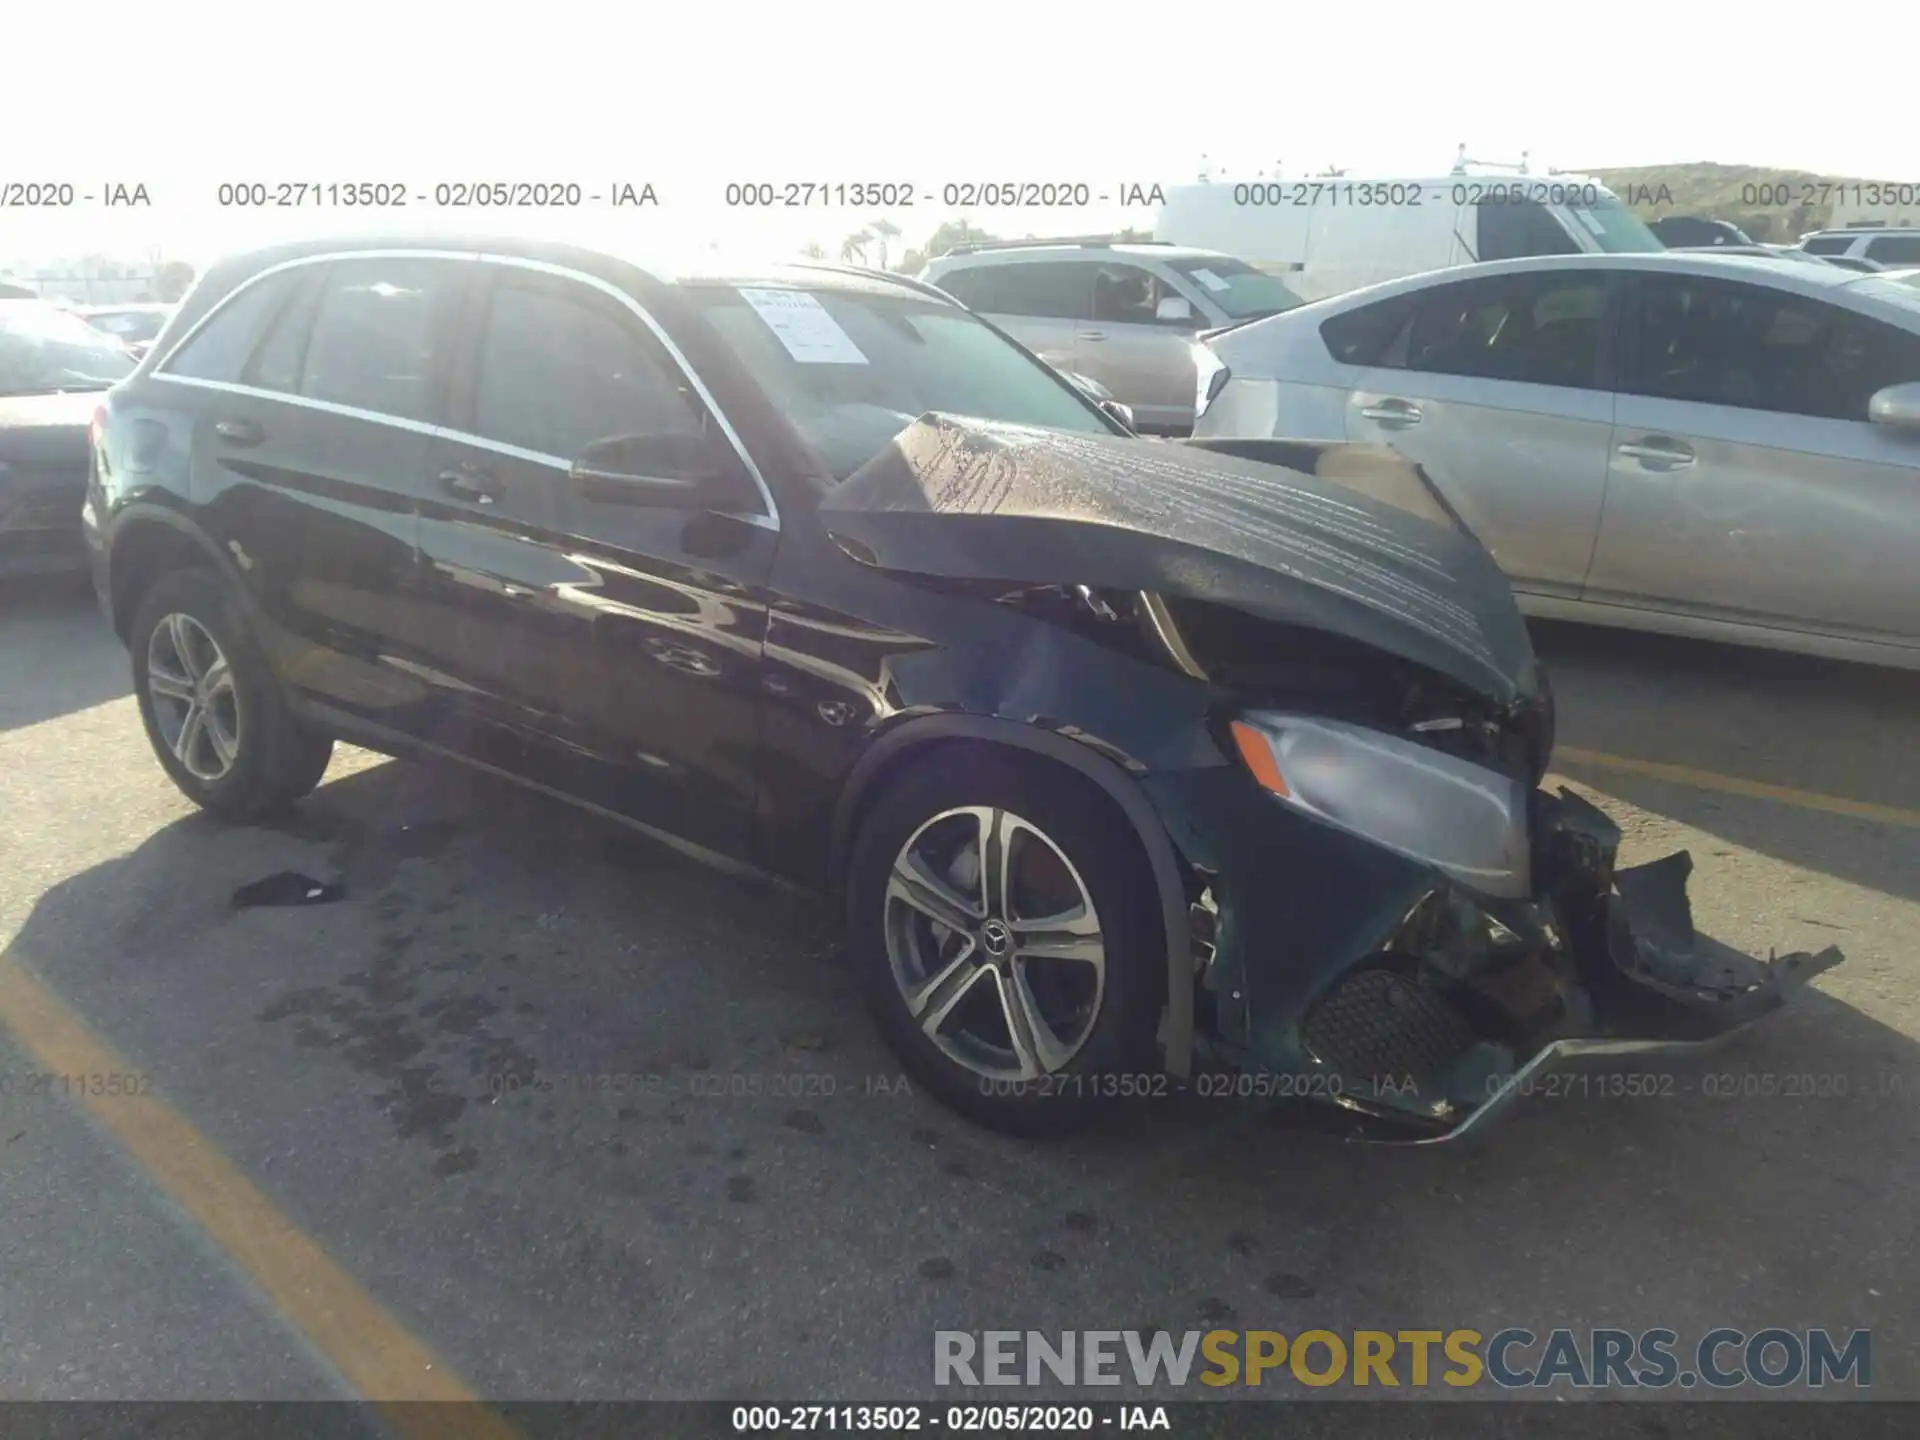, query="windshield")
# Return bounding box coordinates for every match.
[1564,197,1666,253]
[688,285,1118,480]
[0,302,138,395]
[1162,256,1305,319]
